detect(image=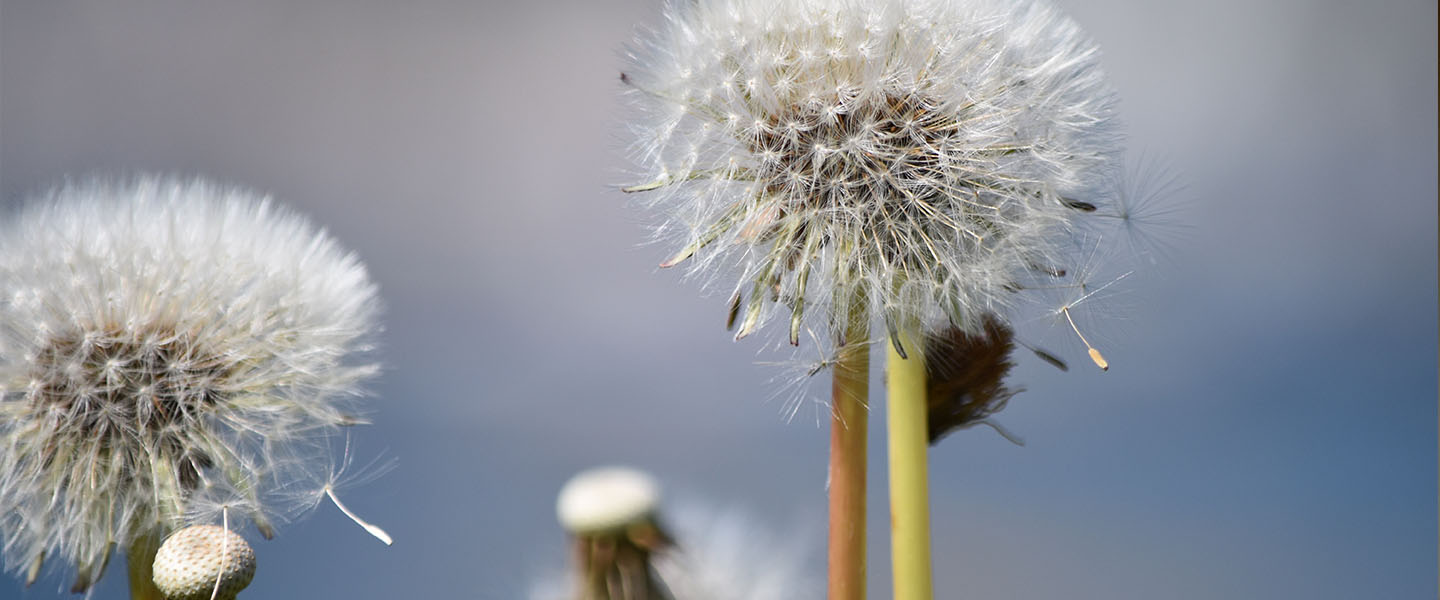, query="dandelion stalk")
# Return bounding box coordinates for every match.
[886,325,932,600]
[126,533,164,600]
[827,292,869,600]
